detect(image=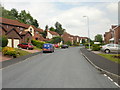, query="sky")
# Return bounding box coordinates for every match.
[1,0,119,40]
